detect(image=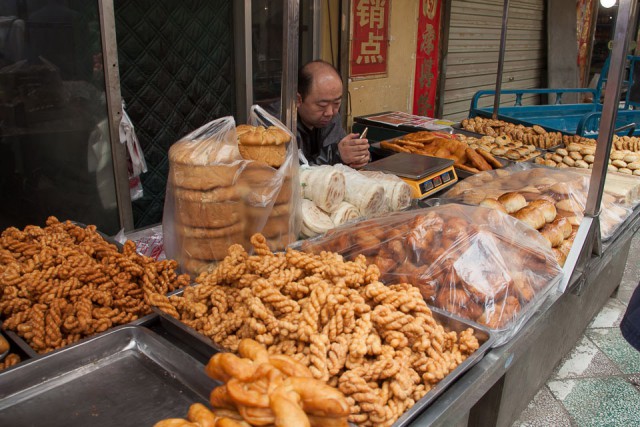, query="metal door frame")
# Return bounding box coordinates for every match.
[98,0,133,231]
